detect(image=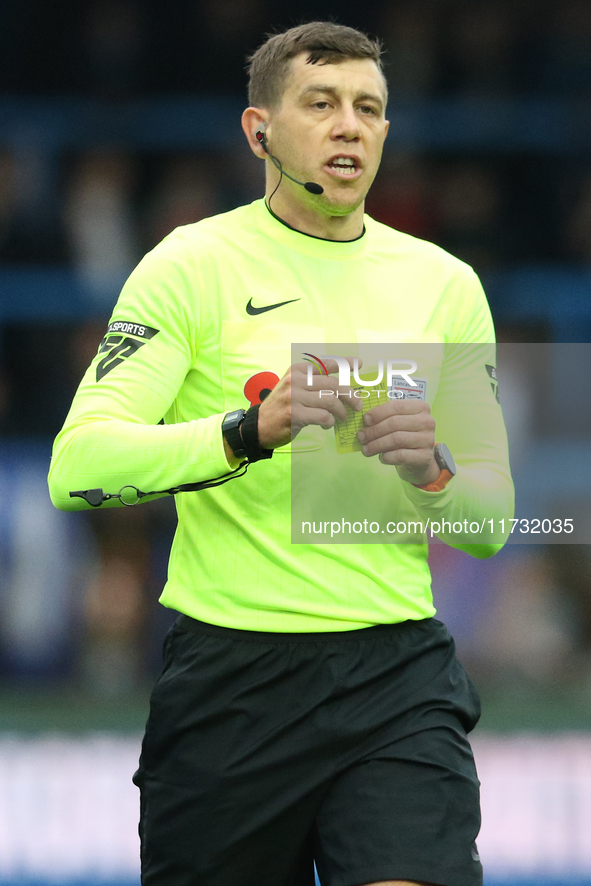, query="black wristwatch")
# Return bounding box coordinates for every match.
[222,409,247,460]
